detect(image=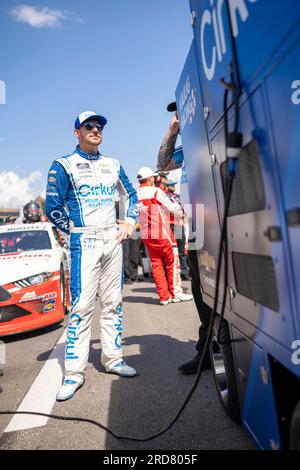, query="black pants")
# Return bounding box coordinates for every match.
[123,238,140,281]
[170,224,189,277]
[187,249,212,352]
